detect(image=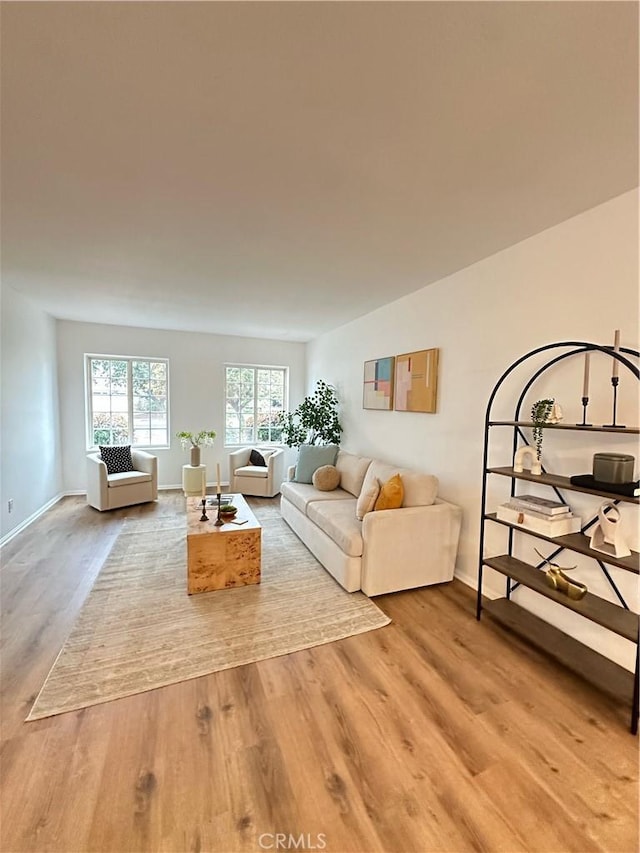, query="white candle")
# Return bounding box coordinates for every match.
[612,329,620,379]
[202,478,206,500]
[582,352,590,397]
[216,463,221,494]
